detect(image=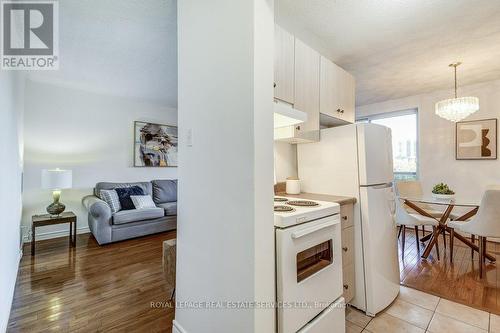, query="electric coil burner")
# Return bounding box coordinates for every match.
[274,205,295,213]
[274,197,289,202]
[286,200,320,207]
